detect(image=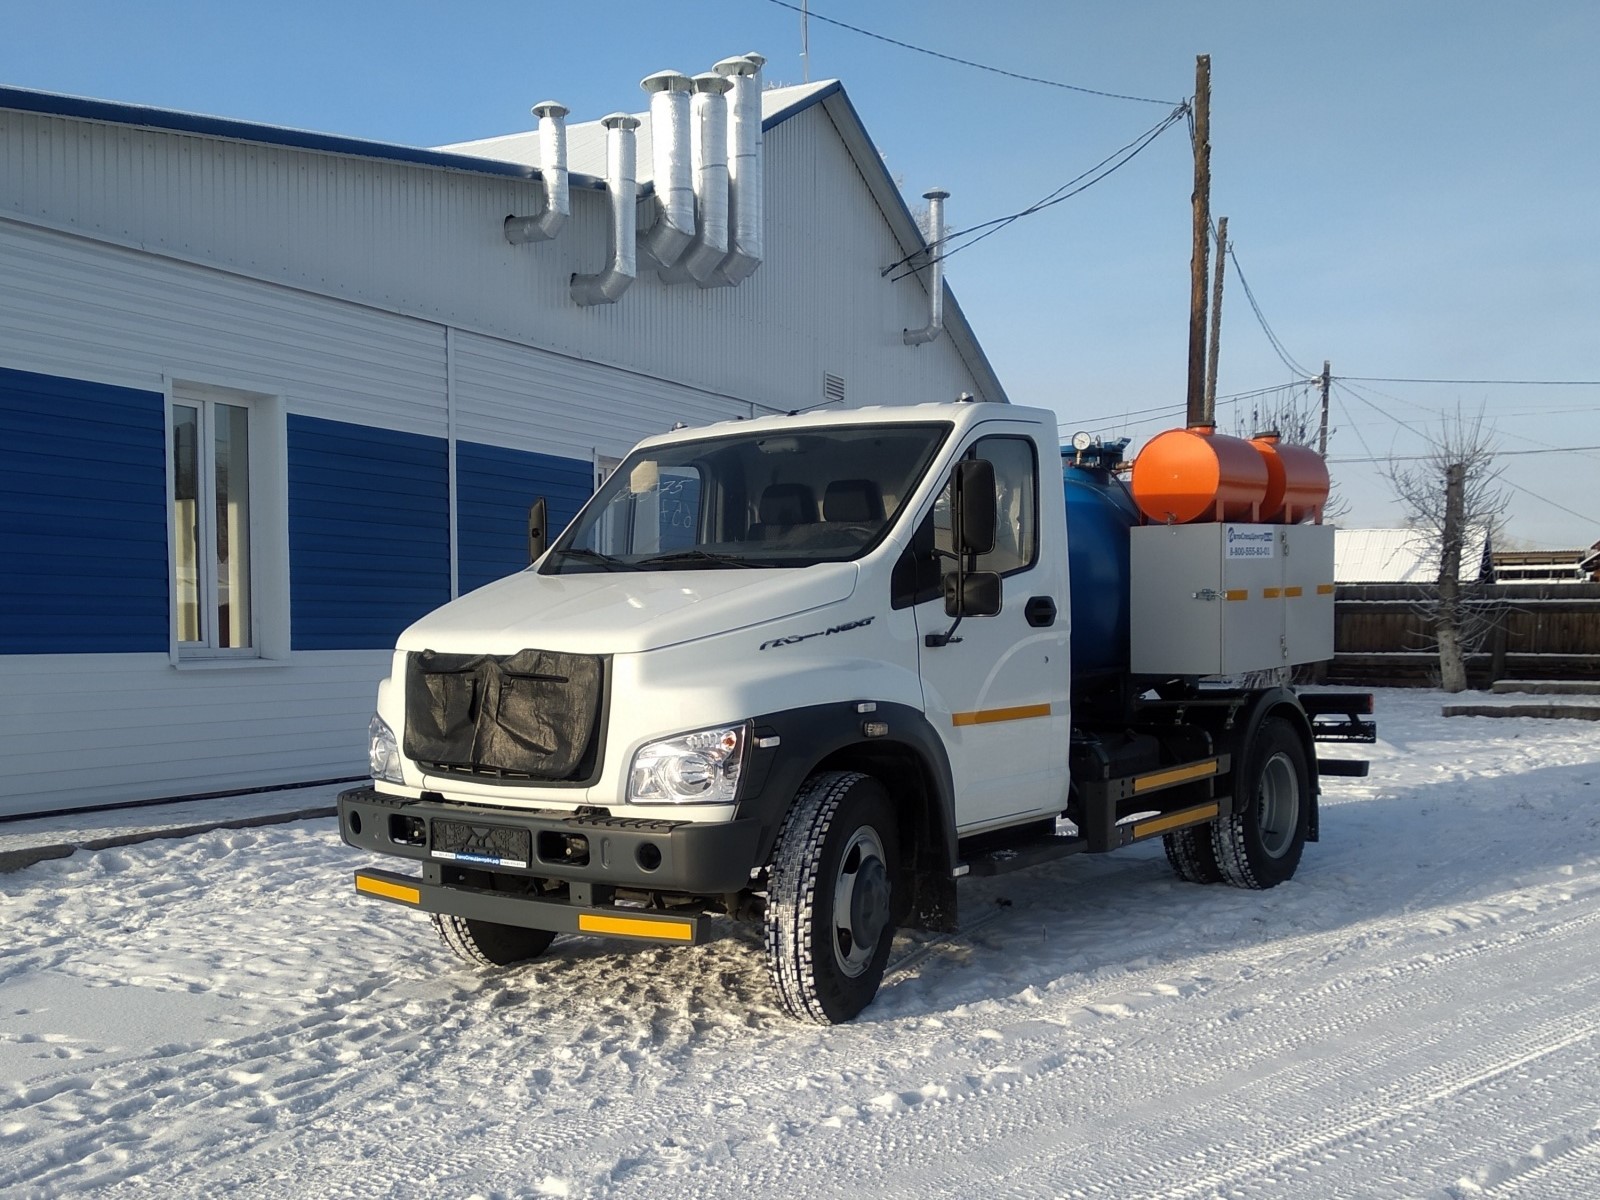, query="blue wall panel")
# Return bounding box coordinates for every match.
[288,415,450,650]
[457,441,592,593]
[0,368,169,654]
